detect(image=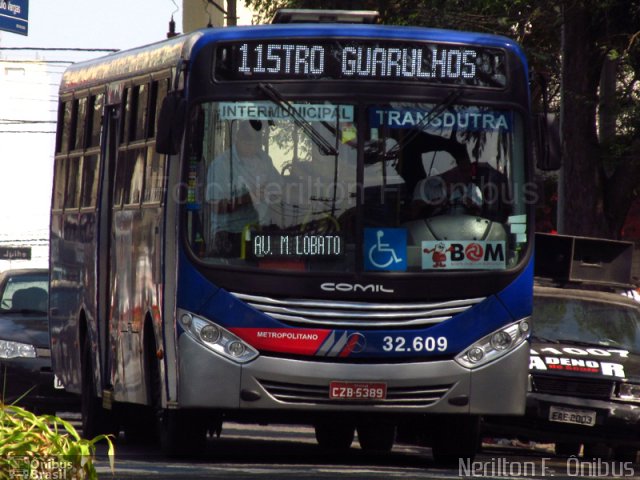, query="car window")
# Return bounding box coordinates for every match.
[0,274,49,313]
[533,295,640,352]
